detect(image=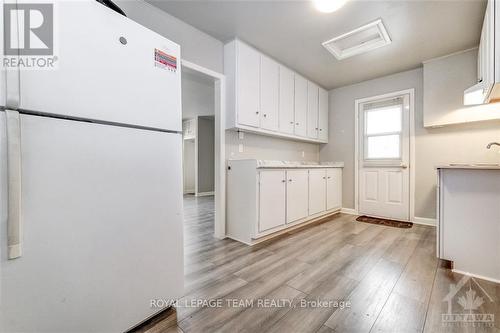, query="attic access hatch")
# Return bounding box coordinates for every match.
[322,19,391,60]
